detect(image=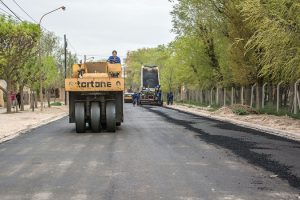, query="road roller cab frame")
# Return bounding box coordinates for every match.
[65,61,124,133]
